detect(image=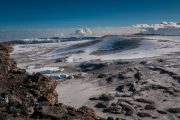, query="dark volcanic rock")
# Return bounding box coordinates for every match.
[137,112,151,117]
[116,85,124,92]
[90,94,114,102]
[157,110,167,114]
[149,66,177,76]
[95,102,107,108]
[118,102,134,116]
[103,102,135,116]
[144,104,156,110]
[80,63,106,72]
[157,59,164,63]
[127,83,136,92]
[135,98,155,104]
[77,106,99,120]
[106,76,114,83]
[134,71,142,80]
[10,68,26,74]
[97,74,106,78]
[107,117,114,120]
[55,57,68,63]
[118,74,127,80]
[103,104,122,114]
[173,75,180,83]
[167,107,180,113]
[98,94,115,101]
